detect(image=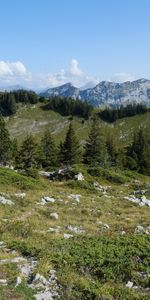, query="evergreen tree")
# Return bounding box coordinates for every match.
[40,130,57,168]
[127,128,150,174]
[106,133,117,166]
[16,134,38,171]
[7,93,17,115]
[83,118,108,166]
[0,115,12,164]
[59,123,81,165]
[11,138,19,162]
